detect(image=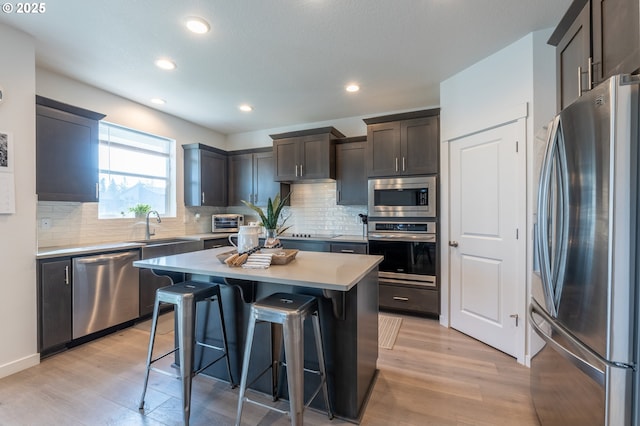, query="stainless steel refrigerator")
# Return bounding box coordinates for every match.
[530,74,639,425]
